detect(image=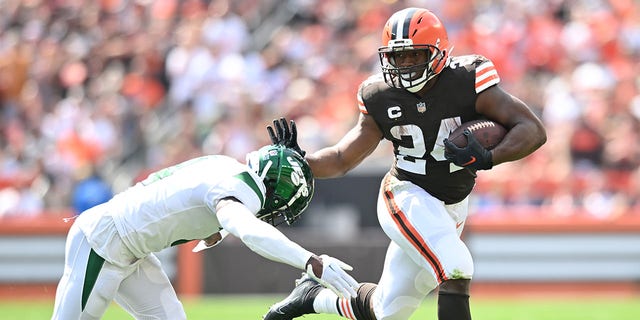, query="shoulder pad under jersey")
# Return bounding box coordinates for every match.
[448,54,500,93]
[357,73,387,114]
